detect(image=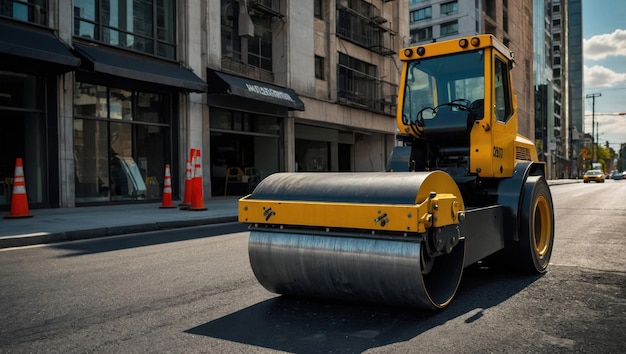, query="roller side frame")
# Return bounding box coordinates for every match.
[460,205,506,268]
